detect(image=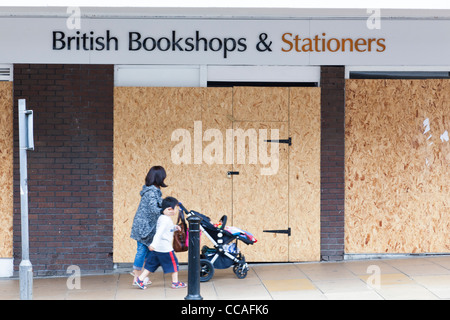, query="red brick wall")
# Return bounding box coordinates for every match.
[13,64,114,276]
[320,66,345,261]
